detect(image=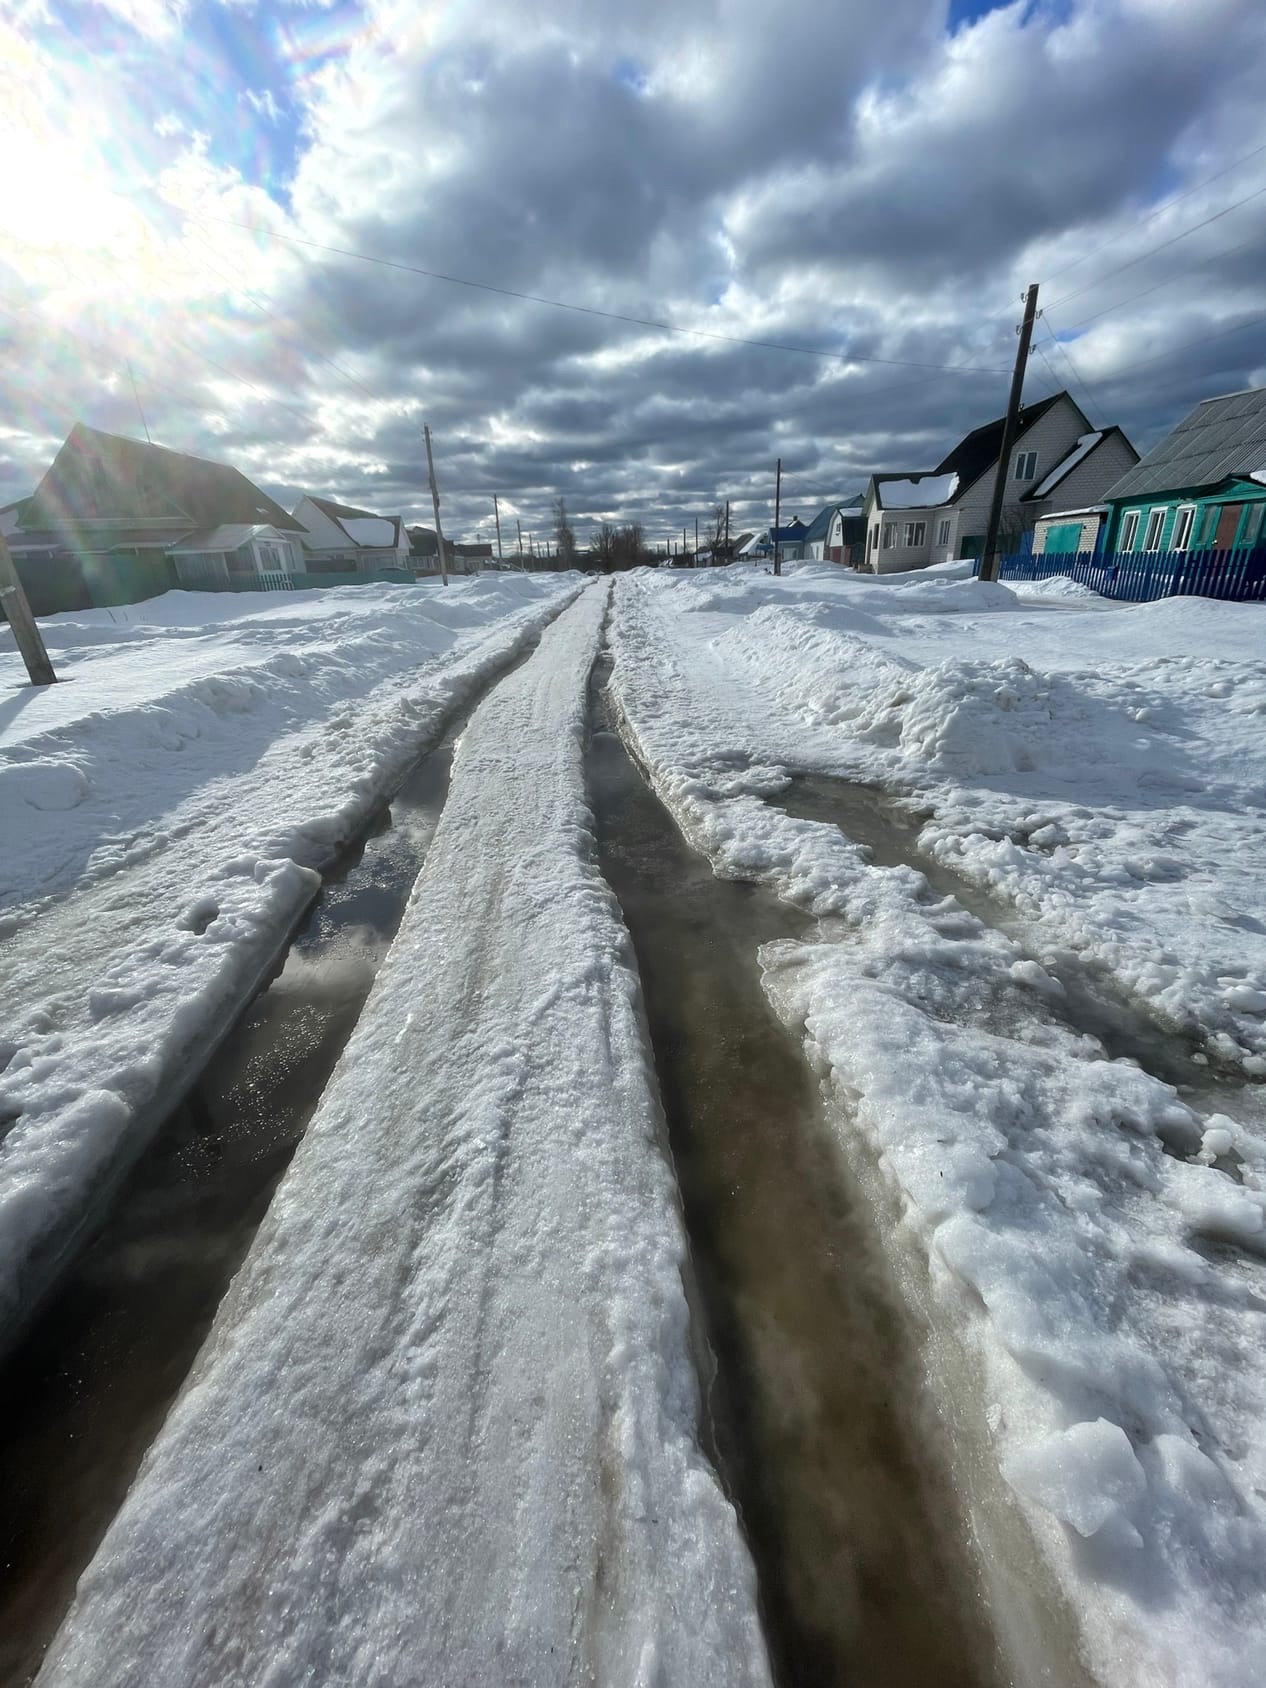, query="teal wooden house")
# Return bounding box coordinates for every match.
[1102,387,1266,556]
